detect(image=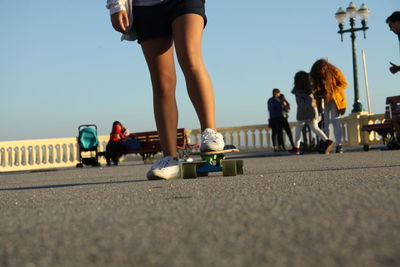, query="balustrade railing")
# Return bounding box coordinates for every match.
[0,112,386,172]
[0,136,109,172]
